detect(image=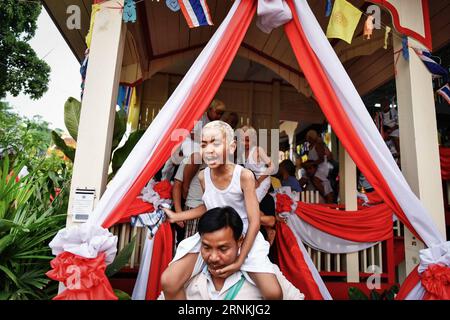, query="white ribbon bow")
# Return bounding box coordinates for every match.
[418,241,450,273]
[256,0,292,34]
